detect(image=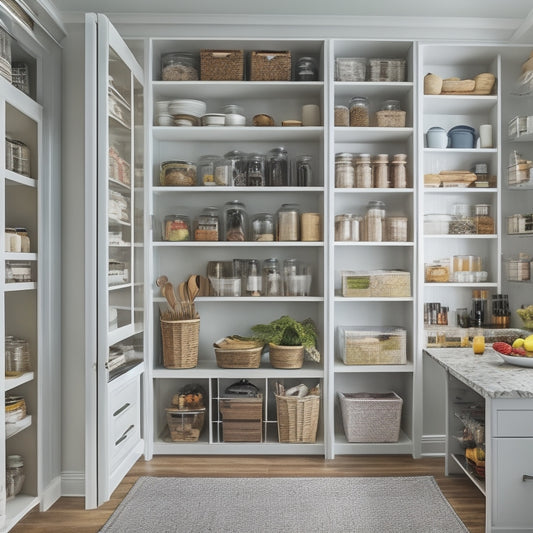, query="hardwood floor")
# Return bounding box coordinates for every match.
[12,455,485,532]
